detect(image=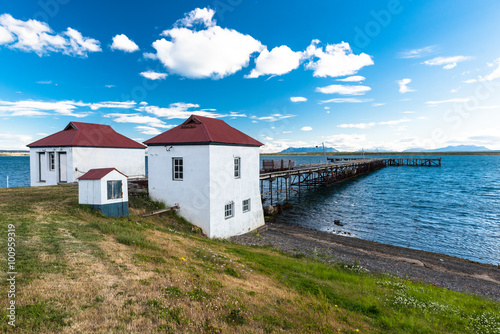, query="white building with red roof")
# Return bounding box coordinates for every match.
[27,122,146,187]
[144,115,265,238]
